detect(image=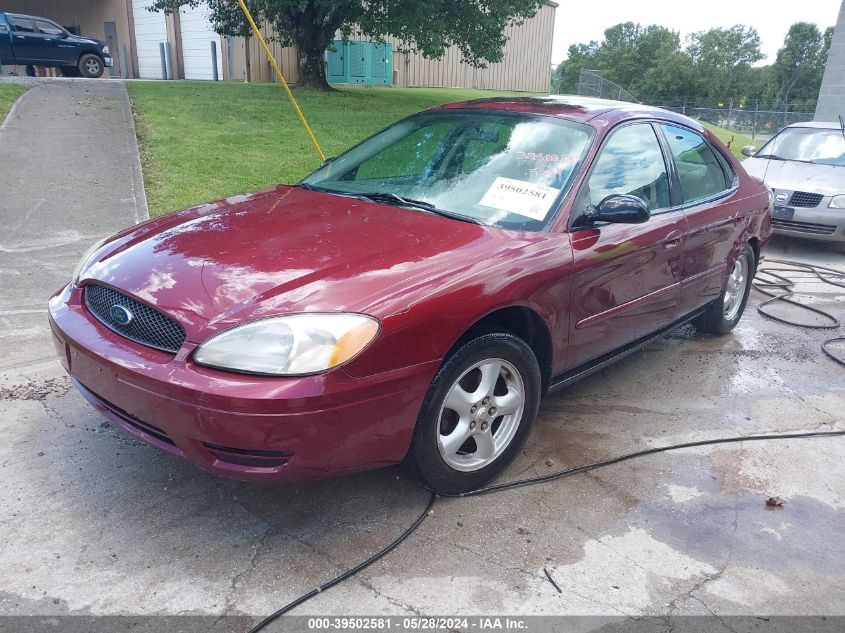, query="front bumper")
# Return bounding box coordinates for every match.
[770,188,845,242]
[103,56,113,67]
[48,283,437,483]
